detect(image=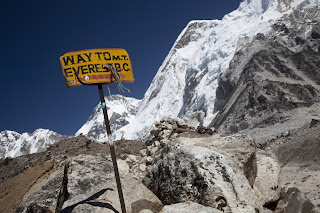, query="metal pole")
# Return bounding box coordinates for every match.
[98,84,127,213]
